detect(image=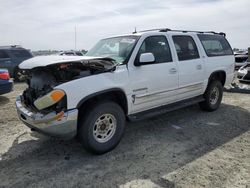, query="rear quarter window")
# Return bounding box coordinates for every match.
[198,34,233,57]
